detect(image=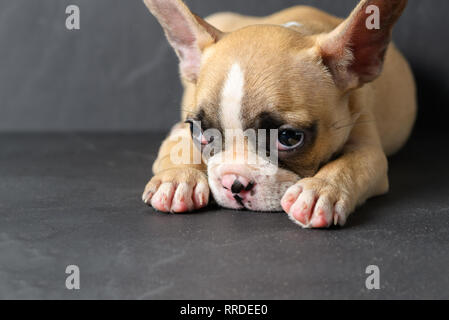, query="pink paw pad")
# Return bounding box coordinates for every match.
[311,212,329,228]
[291,190,316,225]
[281,195,296,213]
[152,194,171,212]
[171,183,194,213]
[193,182,209,210]
[293,207,310,225]
[171,197,189,212]
[281,186,302,213]
[151,183,175,212]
